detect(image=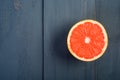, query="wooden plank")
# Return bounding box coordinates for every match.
[44,0,96,80]
[0,0,43,80]
[95,0,120,80]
